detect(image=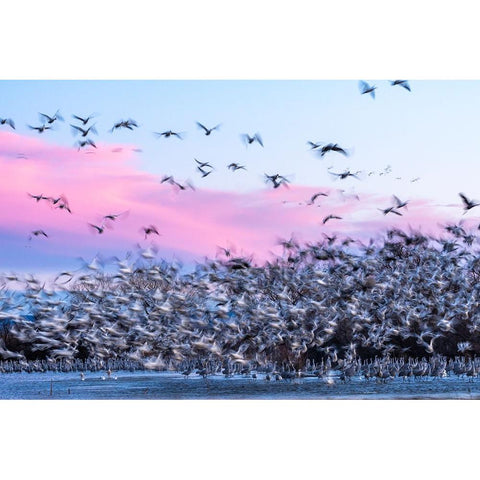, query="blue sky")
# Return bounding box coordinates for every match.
[2,80,480,275]
[2,79,479,201]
